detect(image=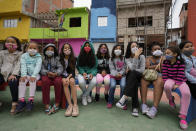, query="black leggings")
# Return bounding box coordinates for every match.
[124,70,142,109]
[0,73,19,102]
[187,81,196,99]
